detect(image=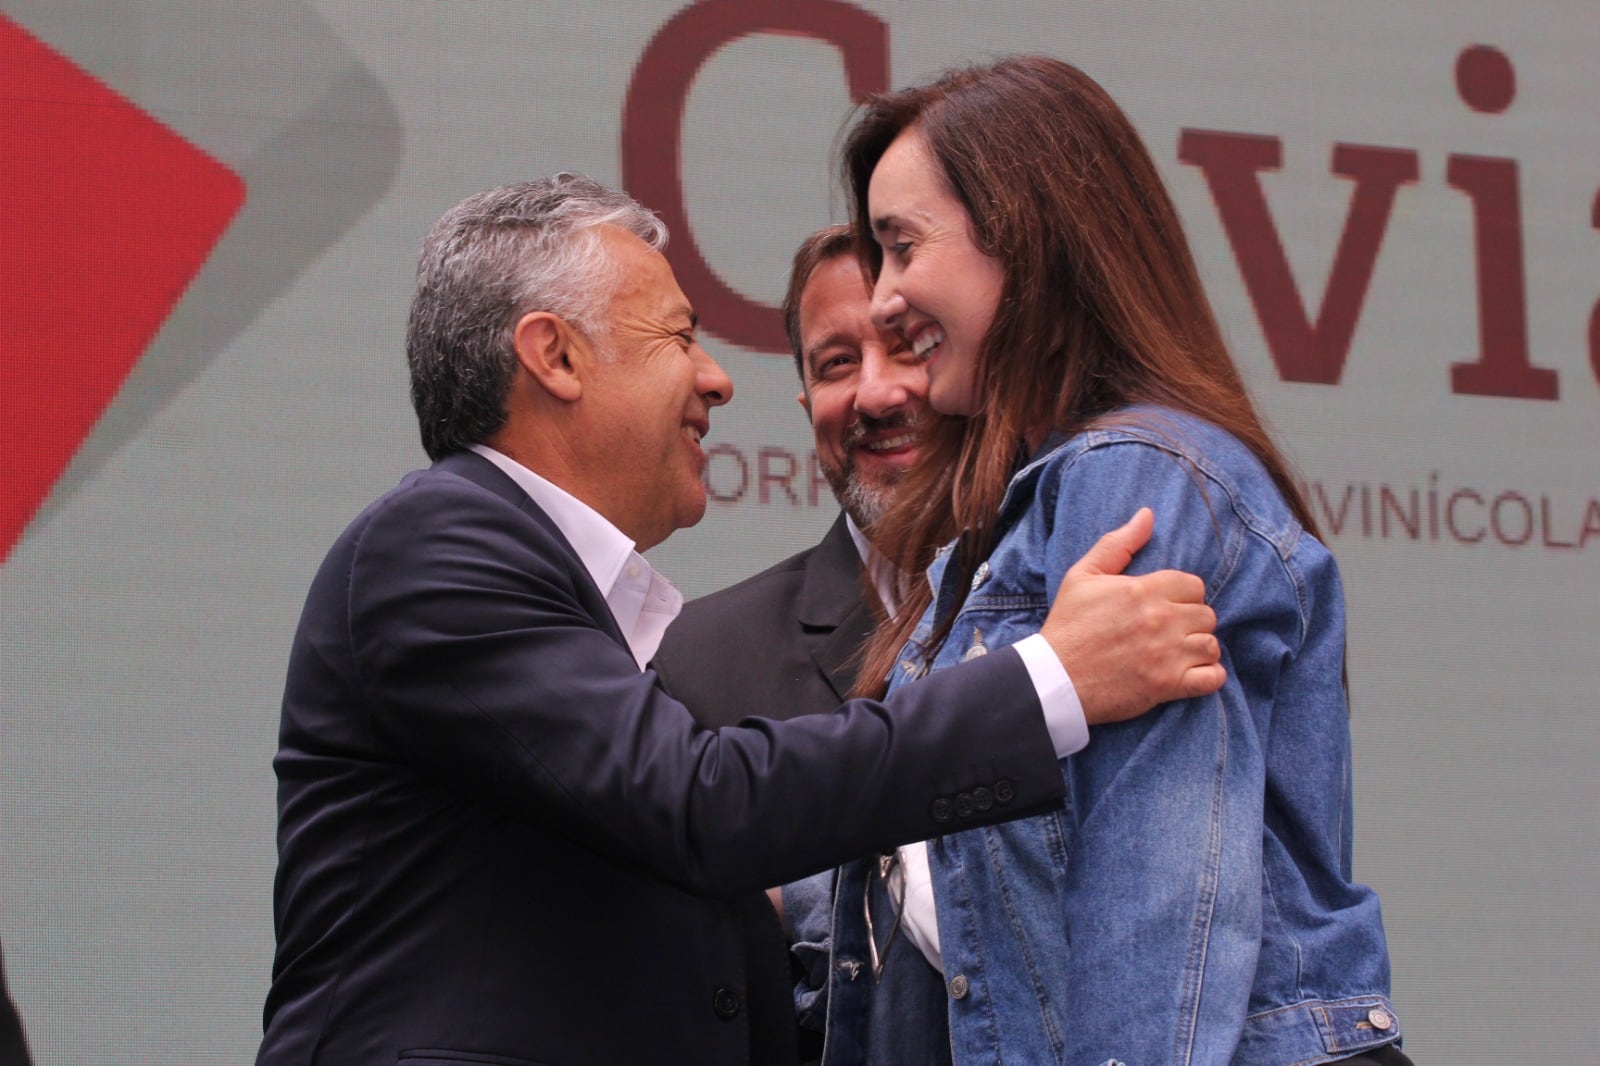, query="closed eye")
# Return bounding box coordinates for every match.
[872,218,912,261]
